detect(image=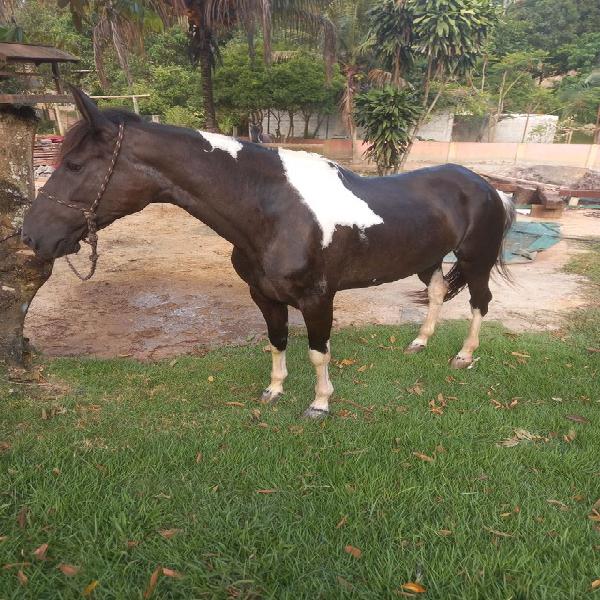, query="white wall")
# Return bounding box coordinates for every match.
[491,114,558,143]
[415,112,454,142]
